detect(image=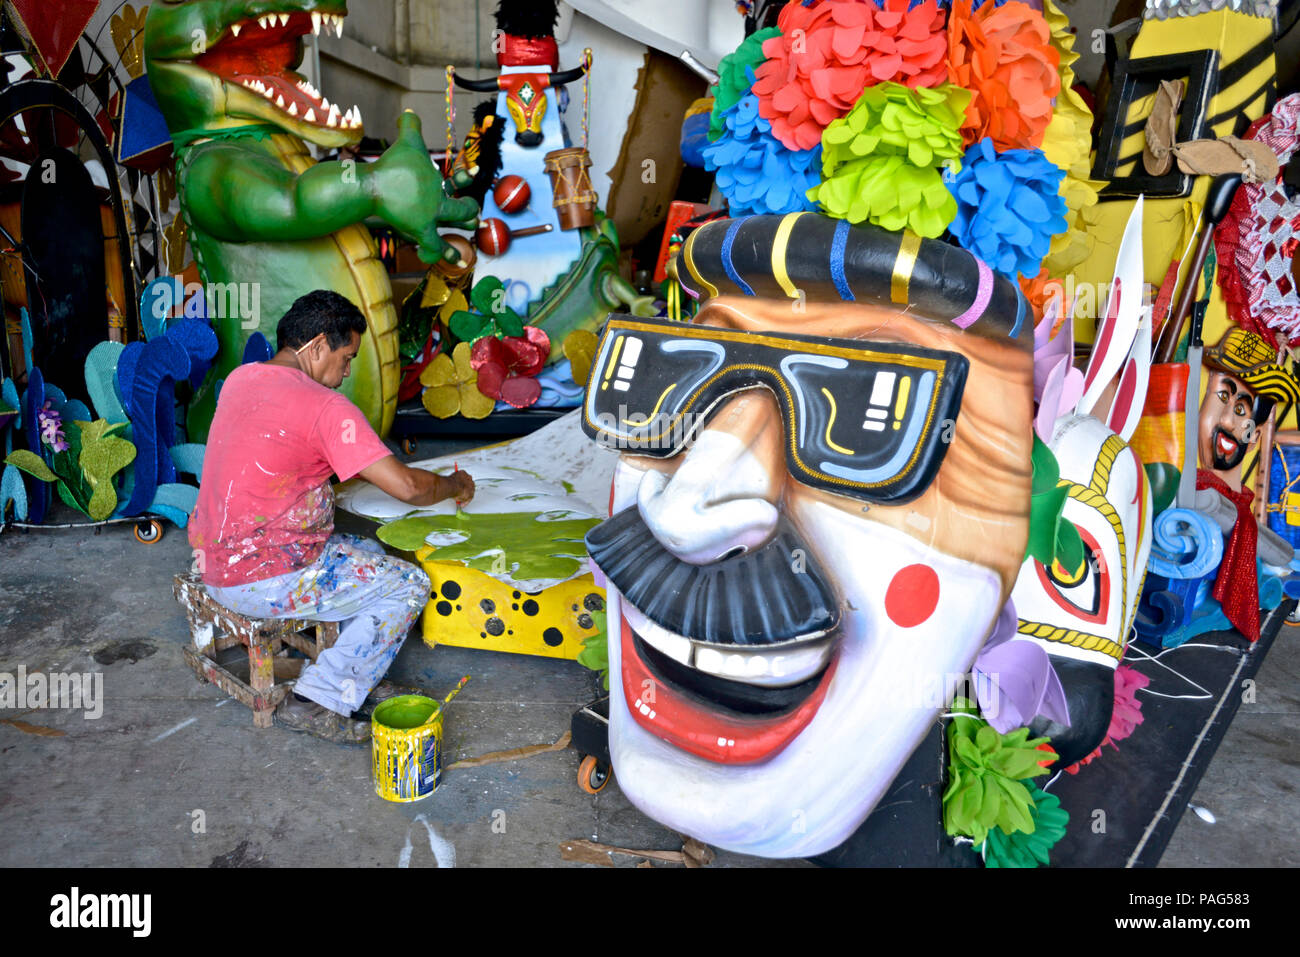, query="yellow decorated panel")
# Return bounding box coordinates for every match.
[416,556,606,660]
